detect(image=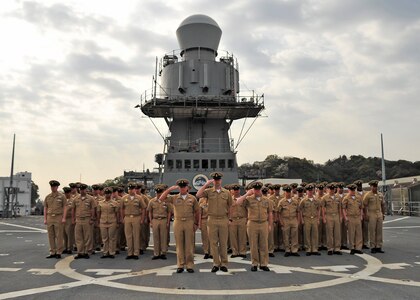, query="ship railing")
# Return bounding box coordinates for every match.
[140,88,264,108]
[165,138,234,153]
